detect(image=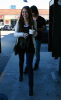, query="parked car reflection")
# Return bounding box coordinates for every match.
[1,25,12,30]
[10,25,15,31]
